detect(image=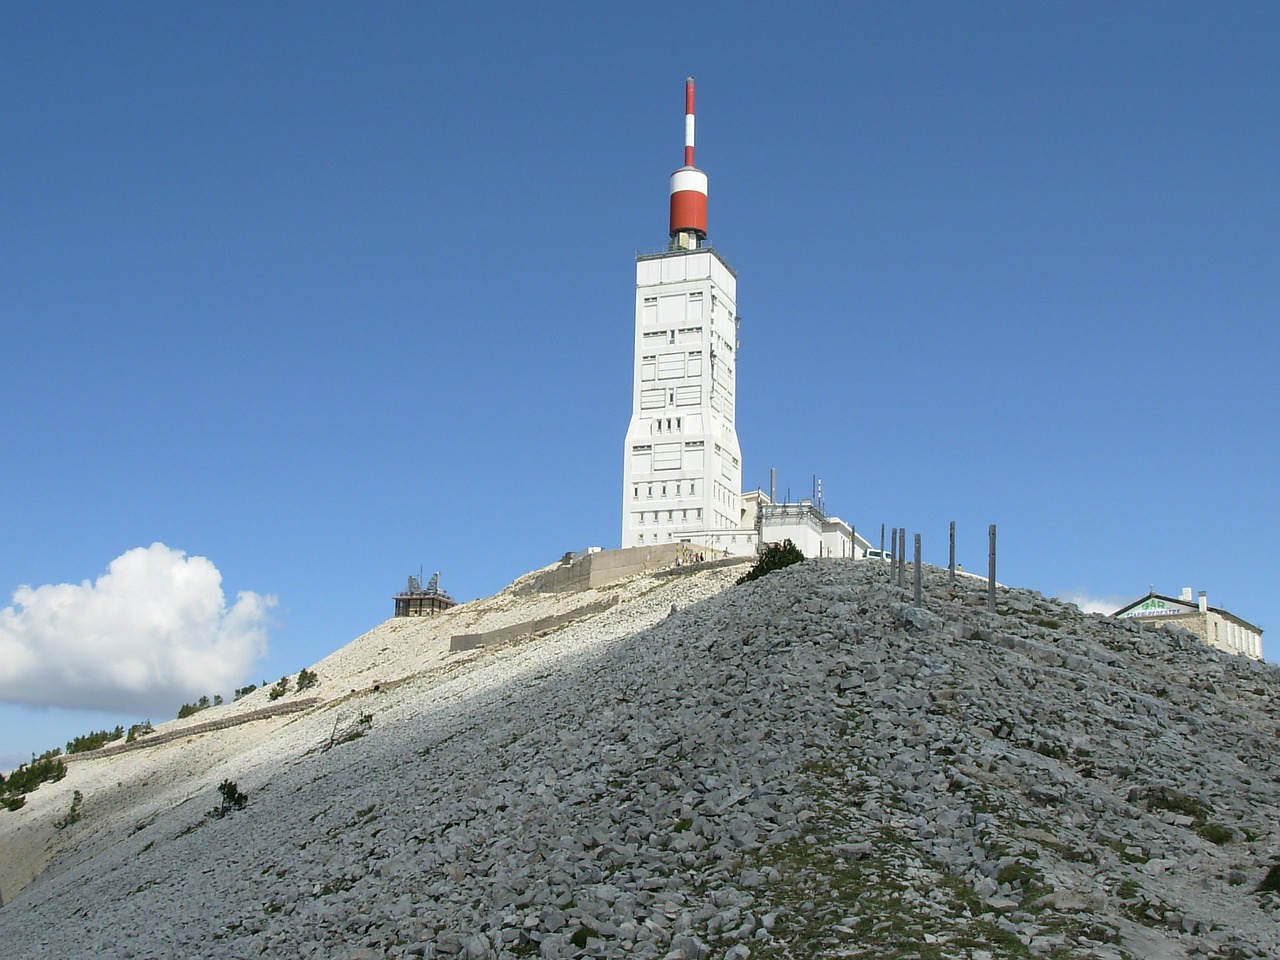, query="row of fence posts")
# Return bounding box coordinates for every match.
[866,521,999,614]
